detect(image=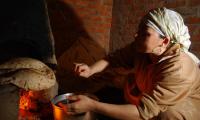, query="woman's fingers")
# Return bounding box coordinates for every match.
[57,103,68,113]
[67,103,85,115]
[67,111,77,115]
[65,95,94,115]
[67,95,80,101]
[78,65,87,73]
[74,63,87,74]
[74,63,83,72]
[57,100,78,114]
[67,103,75,112]
[73,63,91,77]
[58,102,64,108]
